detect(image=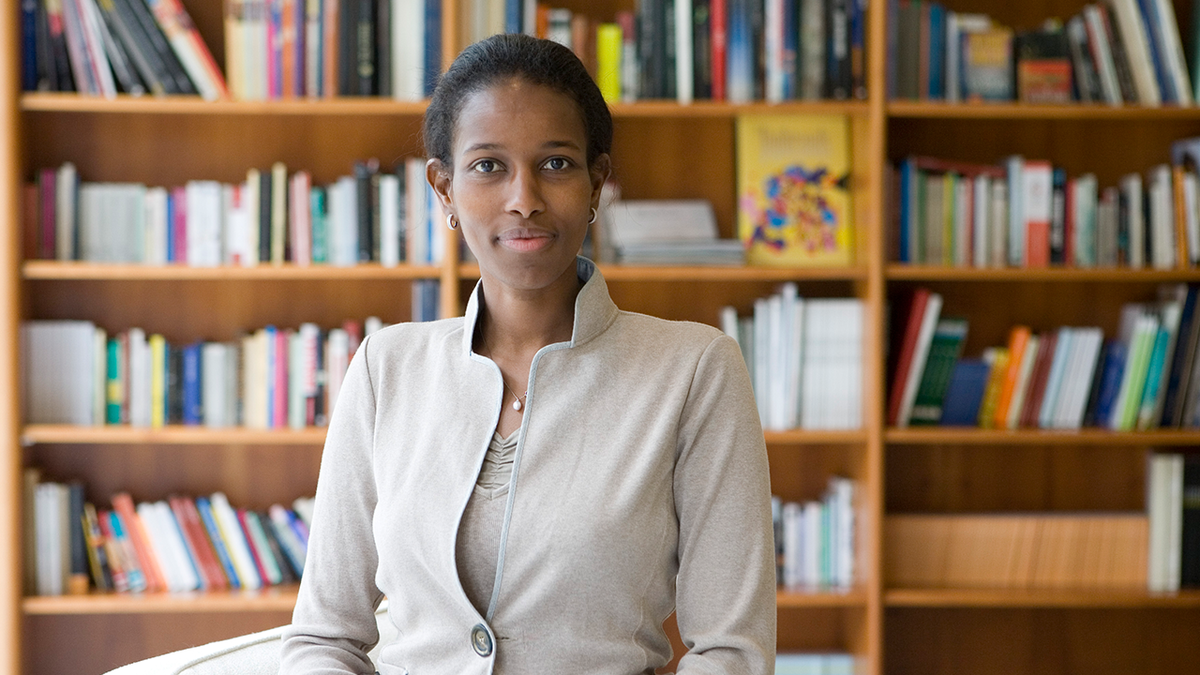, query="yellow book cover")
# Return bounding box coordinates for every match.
[149,334,166,428]
[976,347,1011,429]
[595,23,622,103]
[736,114,854,266]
